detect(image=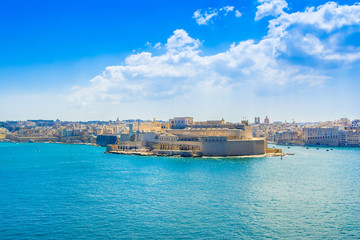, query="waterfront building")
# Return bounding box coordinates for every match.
[116,141,145,151]
[96,135,118,147]
[3,117,360,148]
[341,130,360,146]
[275,131,301,144]
[339,130,347,146]
[346,131,360,146]
[108,117,266,157]
[303,127,339,146]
